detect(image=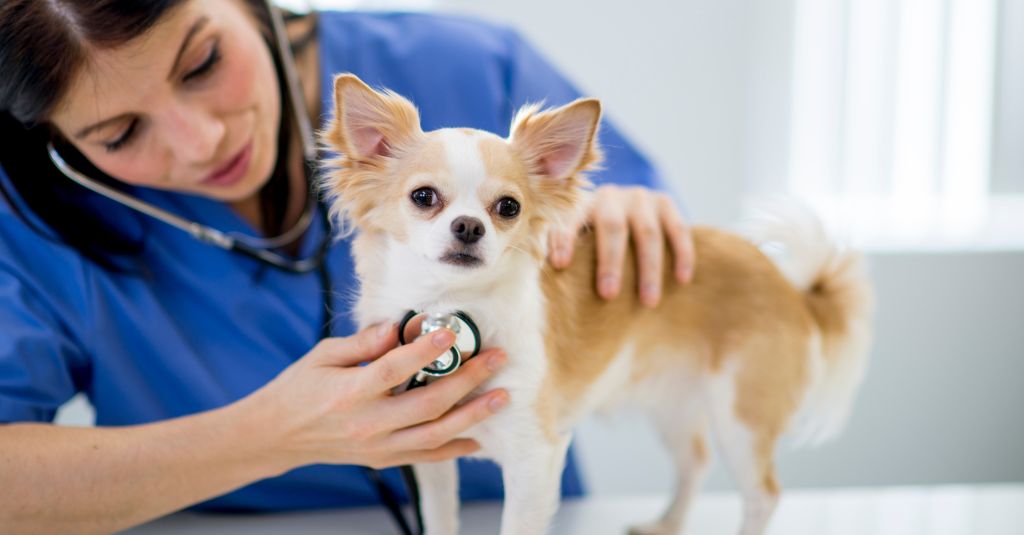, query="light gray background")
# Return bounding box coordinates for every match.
[57,0,1024,498]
